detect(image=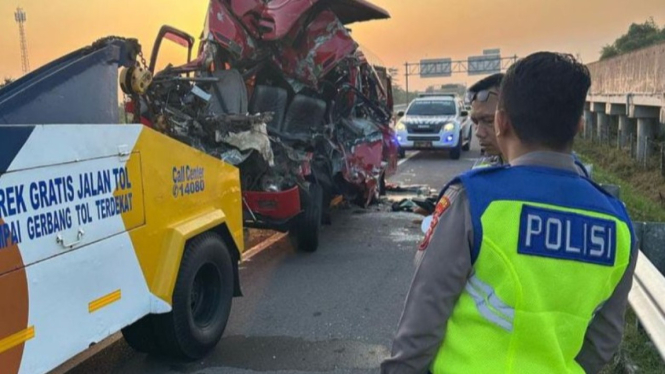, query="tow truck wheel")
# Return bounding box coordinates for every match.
[121,315,161,355]
[291,183,323,253]
[153,232,234,360]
